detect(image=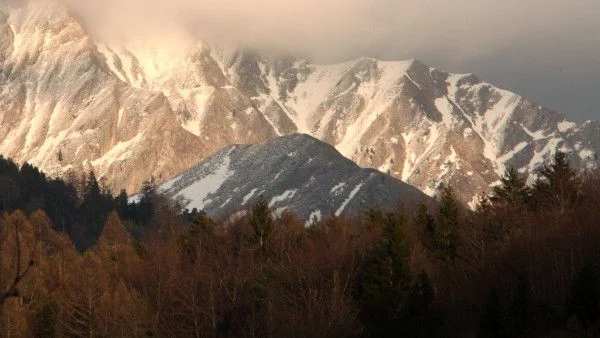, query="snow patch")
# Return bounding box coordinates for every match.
[521,125,546,140]
[220,197,232,208]
[497,141,528,173]
[175,149,235,210]
[274,207,288,218]
[463,128,473,138]
[241,188,258,206]
[434,97,456,128]
[305,210,322,227]
[335,182,365,217]
[579,149,595,160]
[91,134,143,167]
[330,182,347,195]
[557,120,576,133]
[159,175,183,192]
[268,189,297,207]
